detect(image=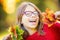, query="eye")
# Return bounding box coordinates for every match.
[25,12,32,16]
[26,12,31,14]
[34,12,38,15]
